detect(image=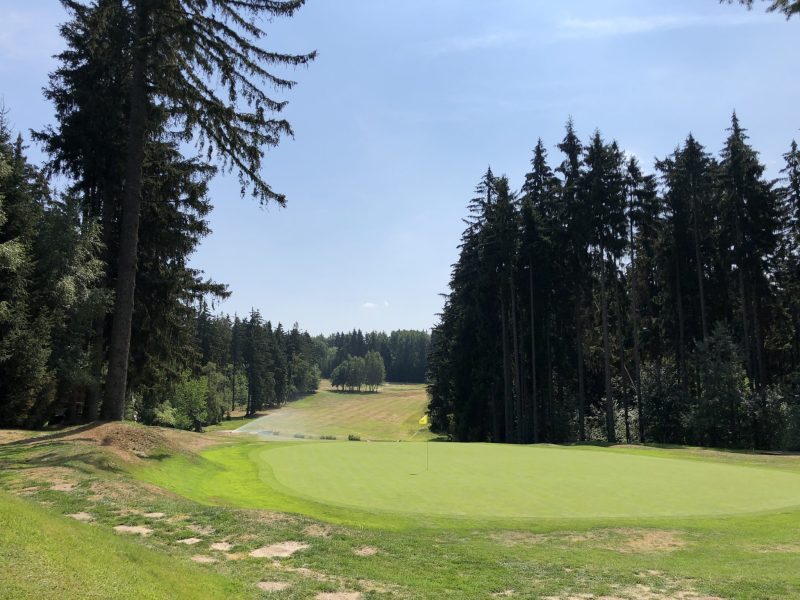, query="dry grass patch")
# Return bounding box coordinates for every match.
[353,546,378,556]
[249,541,309,558]
[257,581,292,592]
[190,554,218,564]
[315,593,363,600]
[209,541,232,551]
[304,524,333,538]
[113,525,152,536]
[67,511,94,521]
[176,537,202,545]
